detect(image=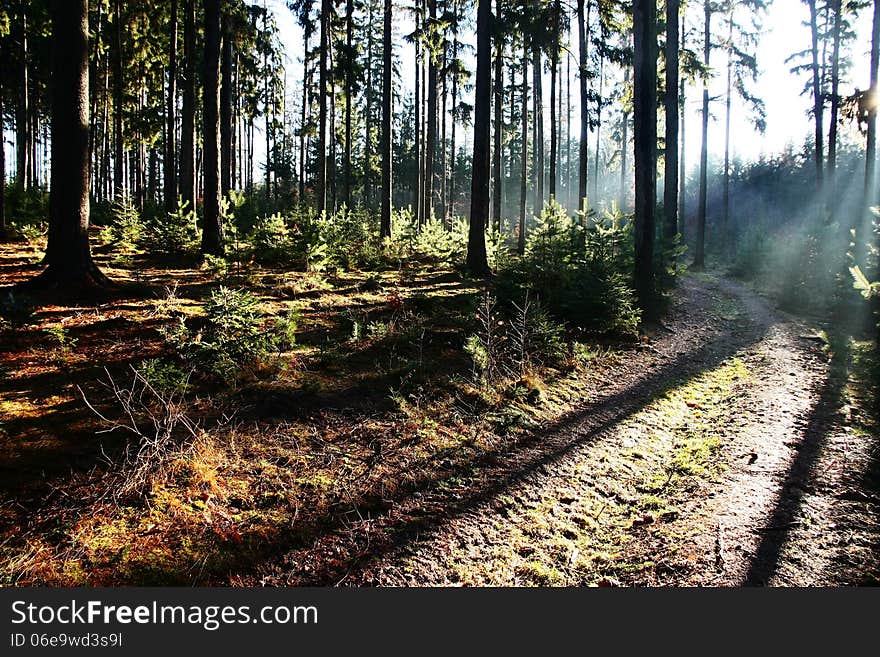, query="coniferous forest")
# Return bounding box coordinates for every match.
[0,0,878,587]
